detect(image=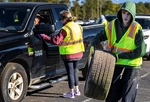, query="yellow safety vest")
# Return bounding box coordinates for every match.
[105,19,142,67]
[59,22,85,55]
[102,20,108,26]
